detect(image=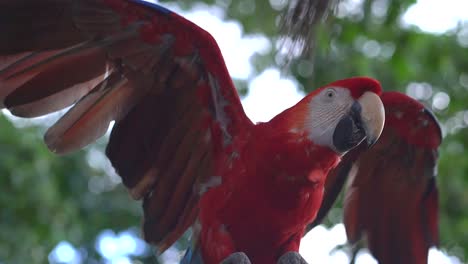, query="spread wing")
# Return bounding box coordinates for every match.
[309,91,441,264]
[0,0,253,252]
